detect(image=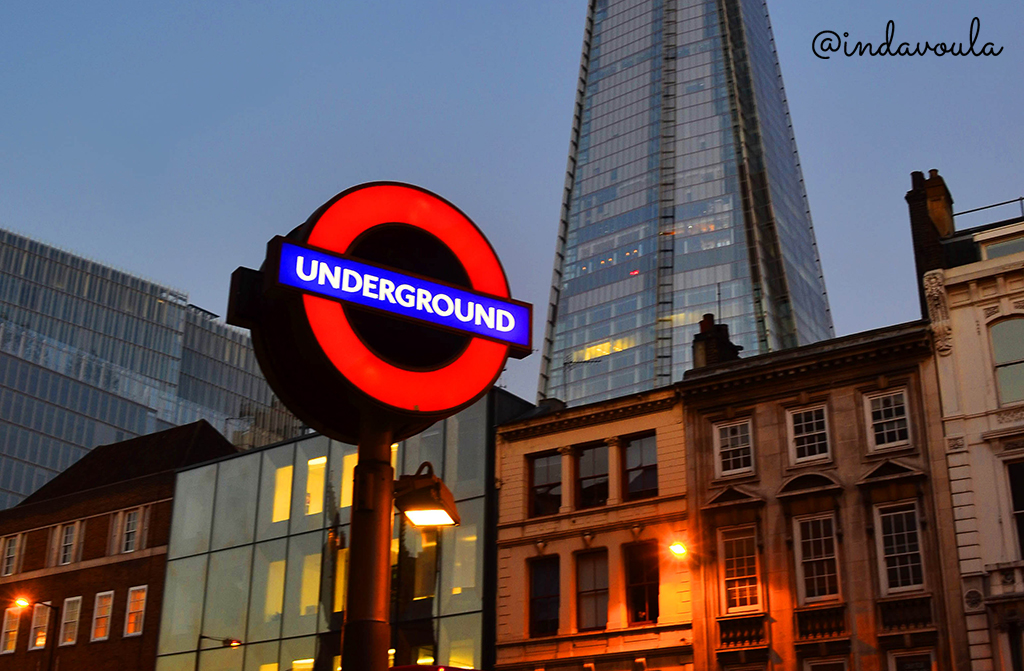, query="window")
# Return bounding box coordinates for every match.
[124,586,147,636]
[789,406,830,463]
[576,550,608,631]
[992,319,1024,405]
[122,509,139,553]
[720,526,759,613]
[58,524,77,565]
[1,535,17,576]
[795,515,840,603]
[624,434,658,500]
[577,444,608,509]
[29,602,49,650]
[529,556,559,637]
[715,421,753,477]
[59,597,81,646]
[876,503,924,593]
[806,660,847,671]
[624,542,659,624]
[889,650,934,671]
[529,453,561,517]
[91,592,113,641]
[866,391,910,450]
[985,235,1024,260]
[273,465,293,522]
[2,607,18,653]
[1008,462,1024,559]
[305,456,326,516]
